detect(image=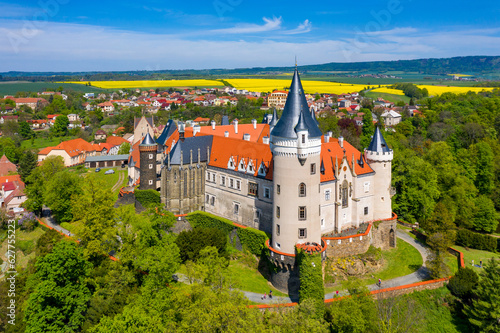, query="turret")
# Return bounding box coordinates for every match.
[139,133,158,190]
[269,67,323,255]
[364,126,393,220]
